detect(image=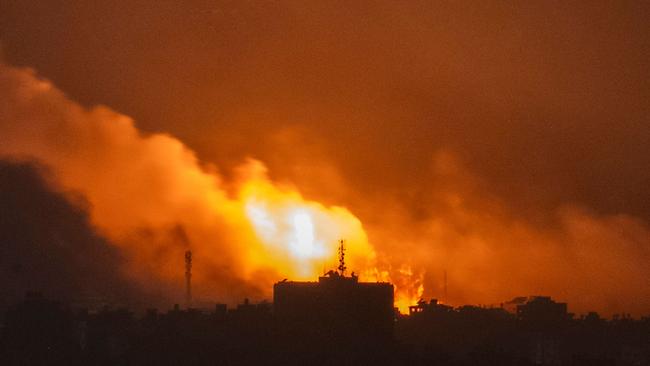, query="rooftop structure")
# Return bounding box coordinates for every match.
[273,240,394,345]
